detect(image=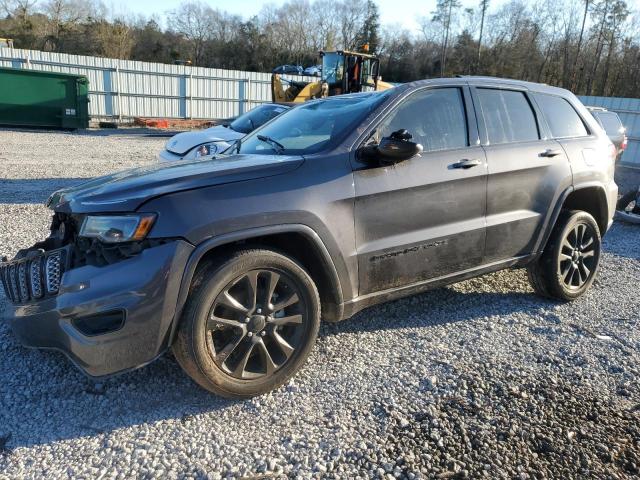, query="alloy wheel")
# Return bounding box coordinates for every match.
[558,222,598,290]
[206,269,307,380]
